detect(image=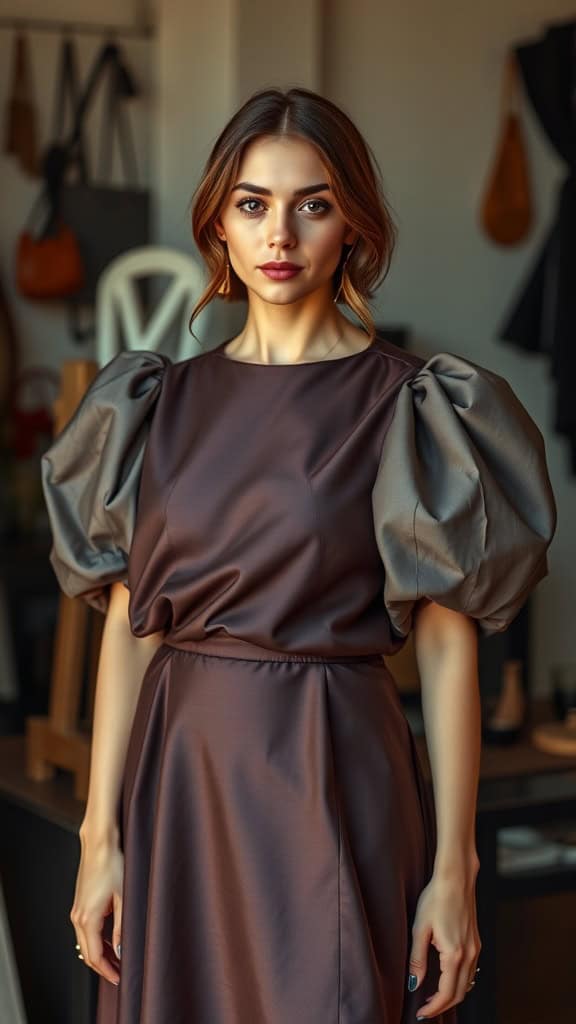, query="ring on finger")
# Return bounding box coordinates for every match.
[467,966,481,989]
